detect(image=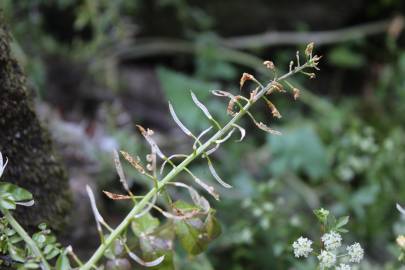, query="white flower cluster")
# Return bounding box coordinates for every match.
[321,231,342,250]
[292,237,313,258]
[292,233,364,269]
[317,250,336,268]
[336,263,351,270]
[347,243,364,263]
